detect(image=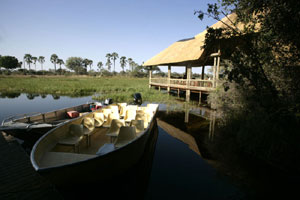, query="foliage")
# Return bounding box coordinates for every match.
[0,56,19,70]
[198,0,300,171]
[65,57,85,75]
[0,76,179,104]
[50,54,58,72]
